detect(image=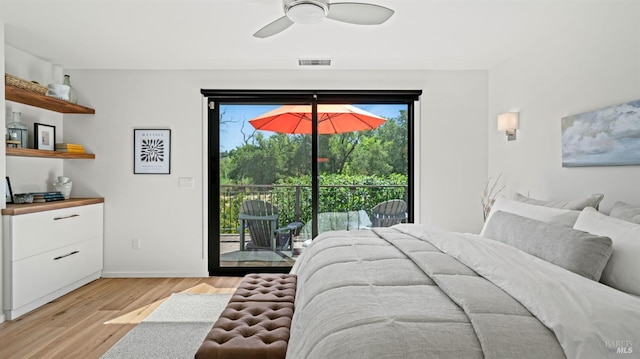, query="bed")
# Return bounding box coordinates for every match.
[285,195,640,359]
